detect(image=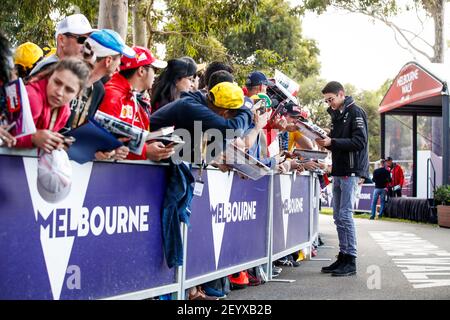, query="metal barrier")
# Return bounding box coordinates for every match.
[0,150,320,300]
